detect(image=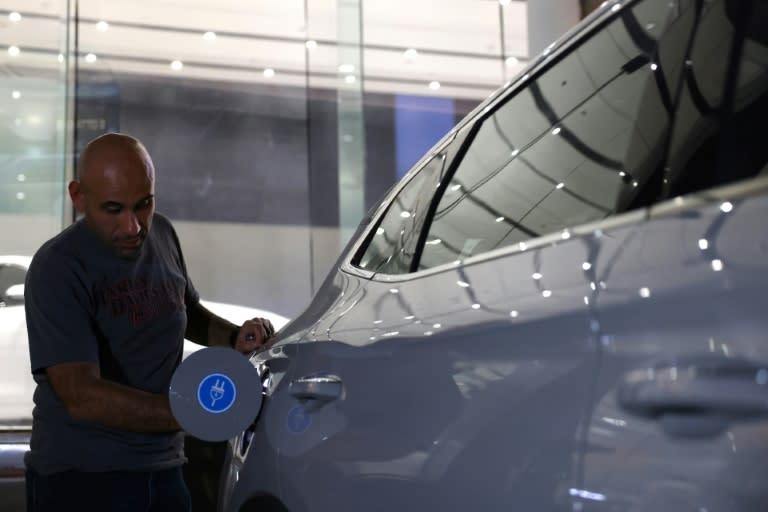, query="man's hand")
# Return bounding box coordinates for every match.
[232,317,275,354]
